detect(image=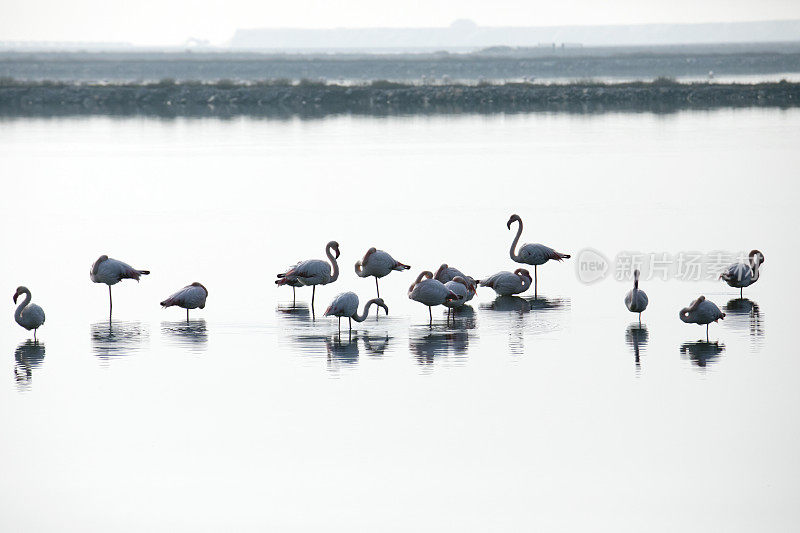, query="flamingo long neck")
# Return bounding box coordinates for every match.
[509,219,523,261]
[352,299,381,322]
[750,257,761,282]
[15,290,31,321]
[327,246,339,282]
